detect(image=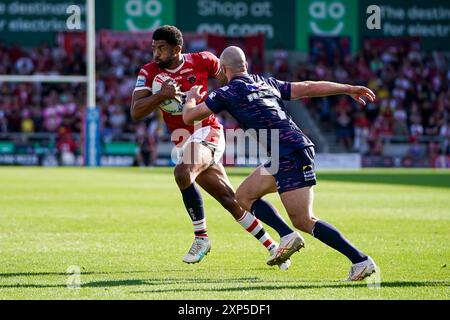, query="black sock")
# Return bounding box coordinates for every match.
[312,220,367,264]
[251,199,294,238]
[181,183,205,222]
